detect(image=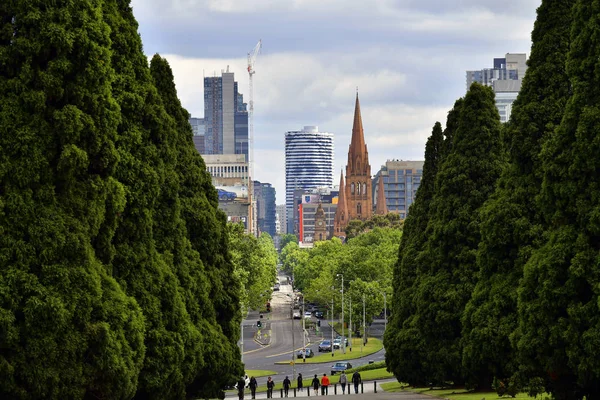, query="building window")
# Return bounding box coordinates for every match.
[362,182,367,195]
[357,183,361,195]
[357,203,362,214]
[351,183,355,194]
